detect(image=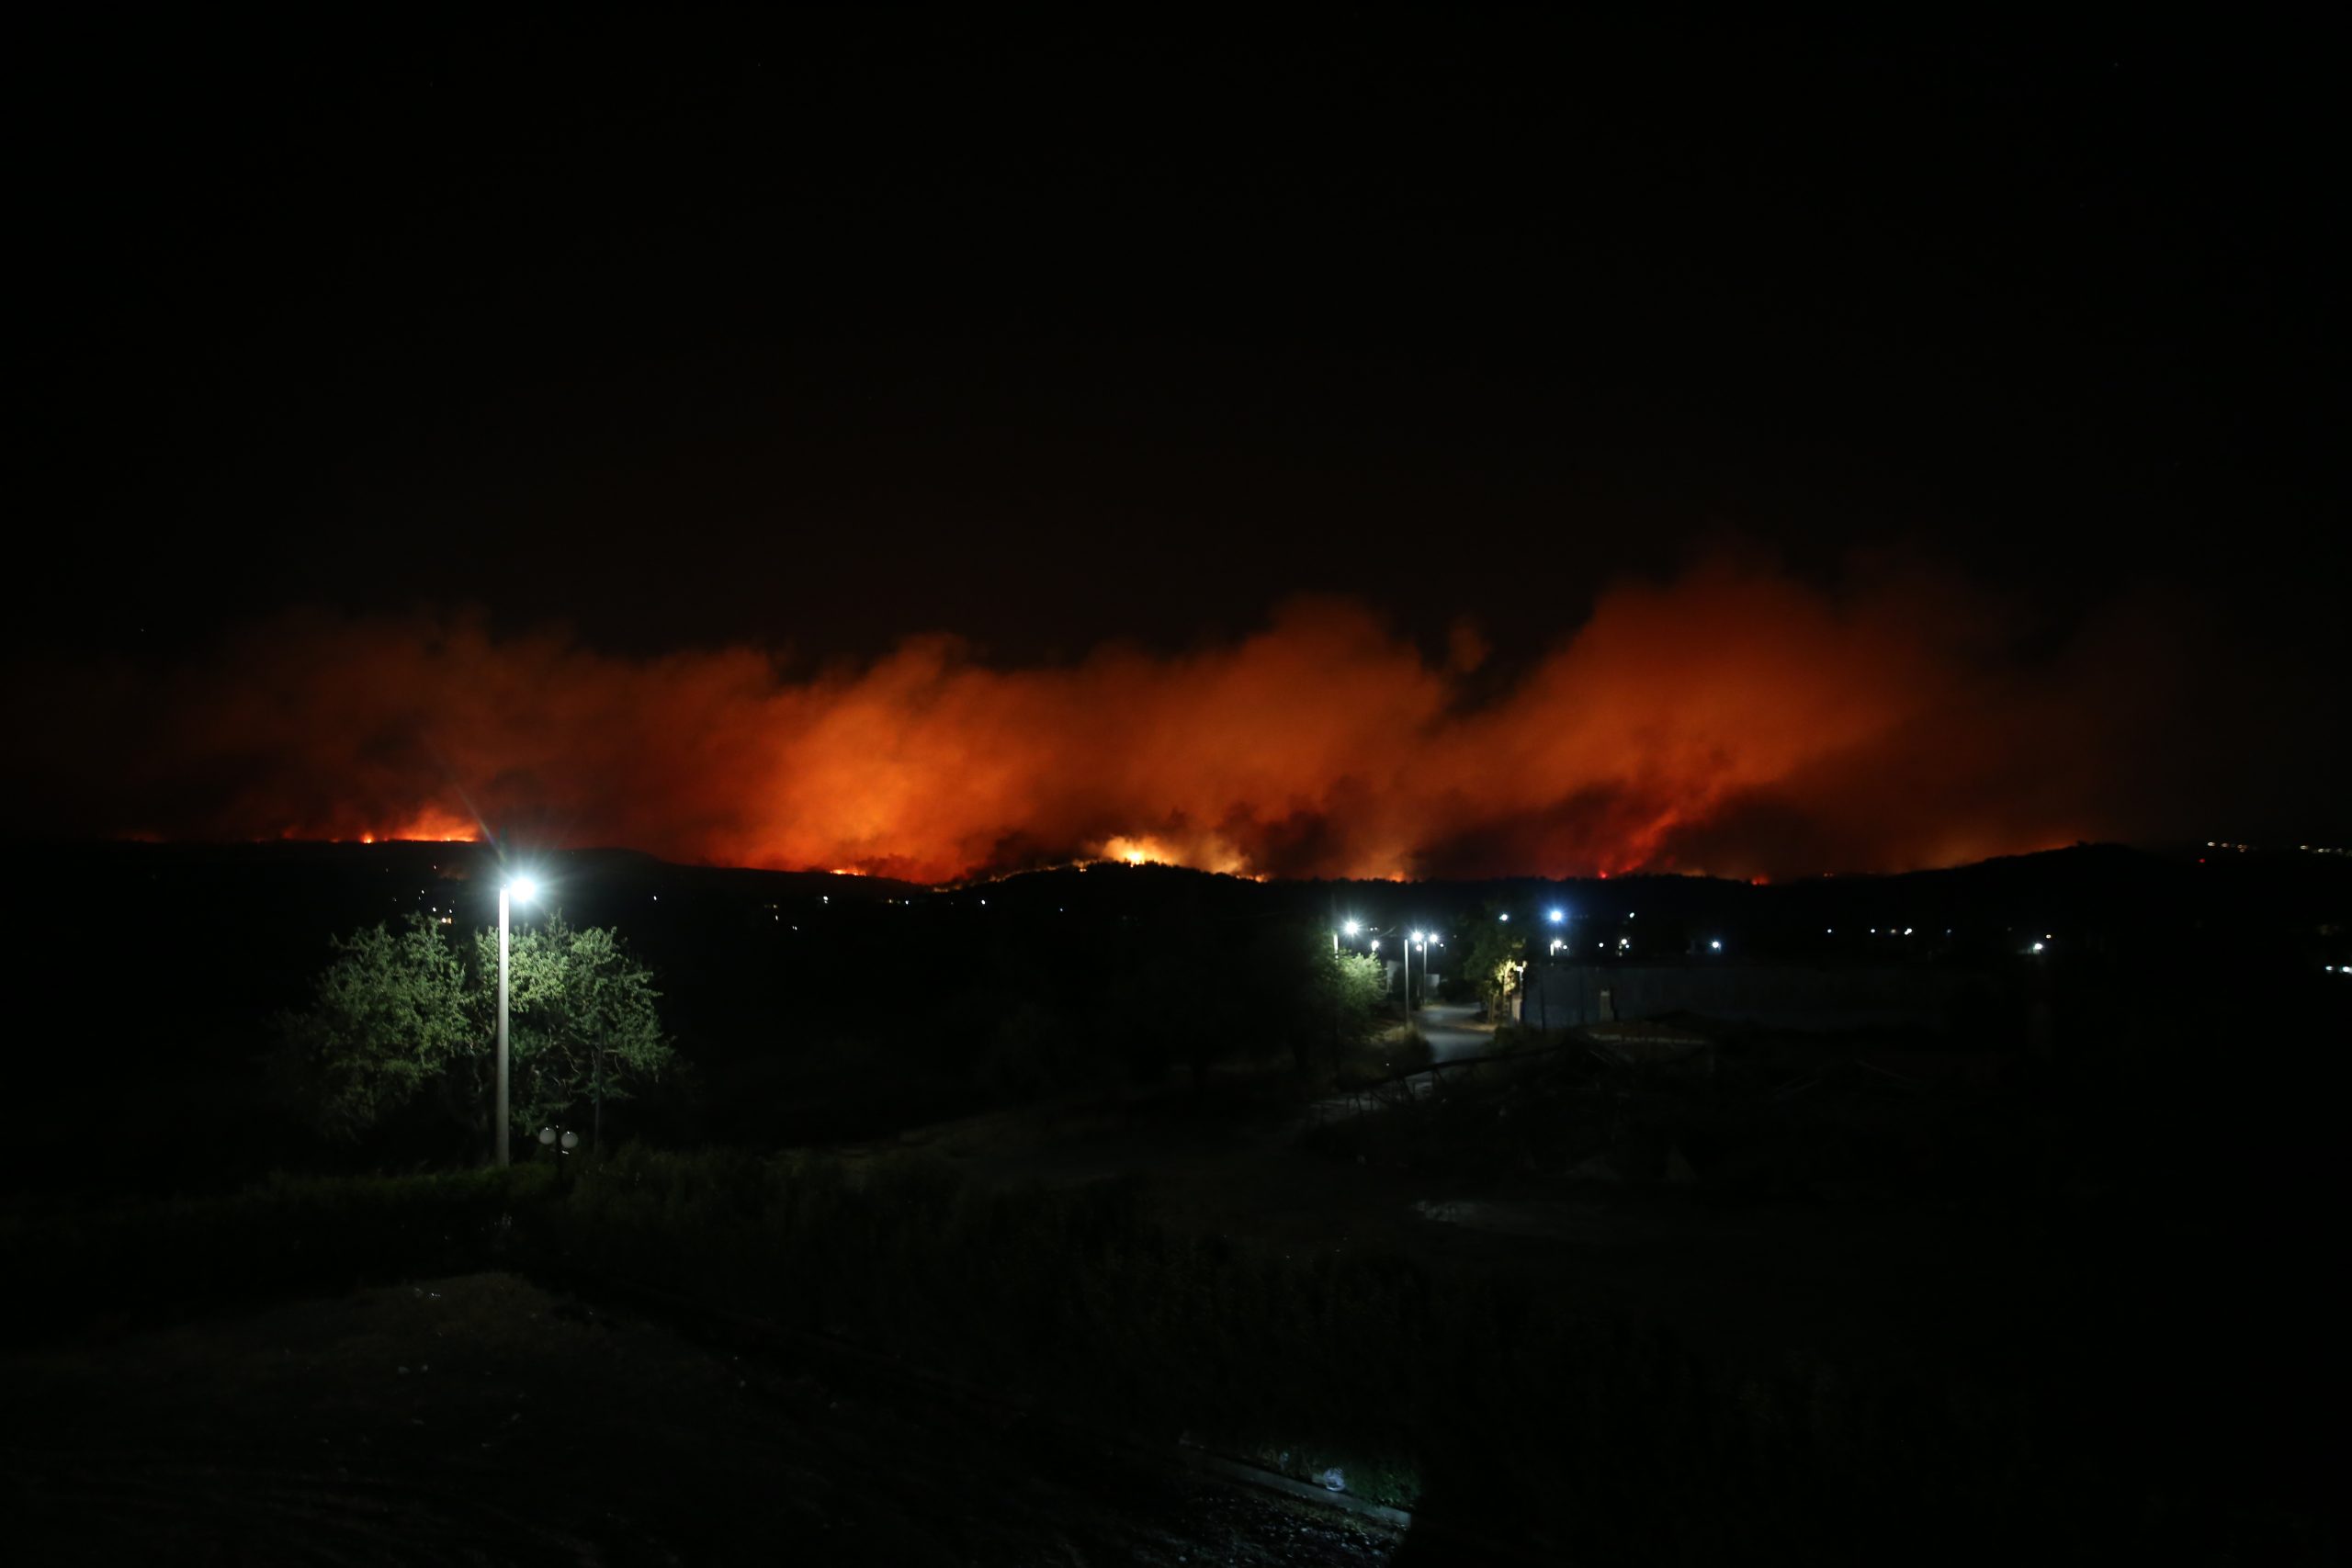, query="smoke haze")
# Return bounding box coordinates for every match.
[9,555,2318,882]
